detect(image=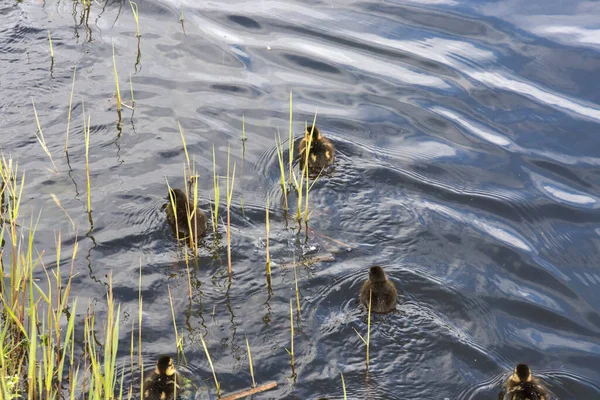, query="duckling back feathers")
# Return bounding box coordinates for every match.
[165,188,208,239]
[360,266,397,314]
[143,356,178,400]
[298,125,335,172]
